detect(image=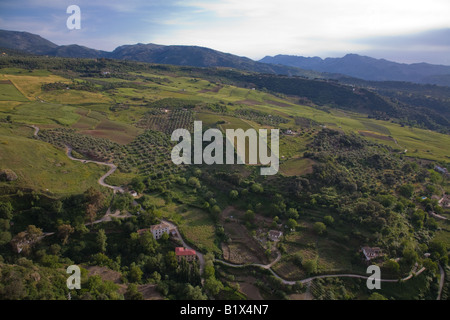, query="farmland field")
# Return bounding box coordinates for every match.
[0,56,448,302]
[0,81,28,101]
